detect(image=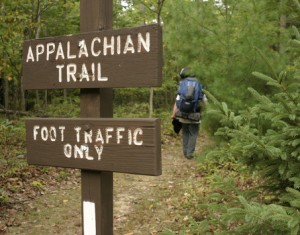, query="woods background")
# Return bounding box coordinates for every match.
[1,0,295,115]
[1,0,300,234]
